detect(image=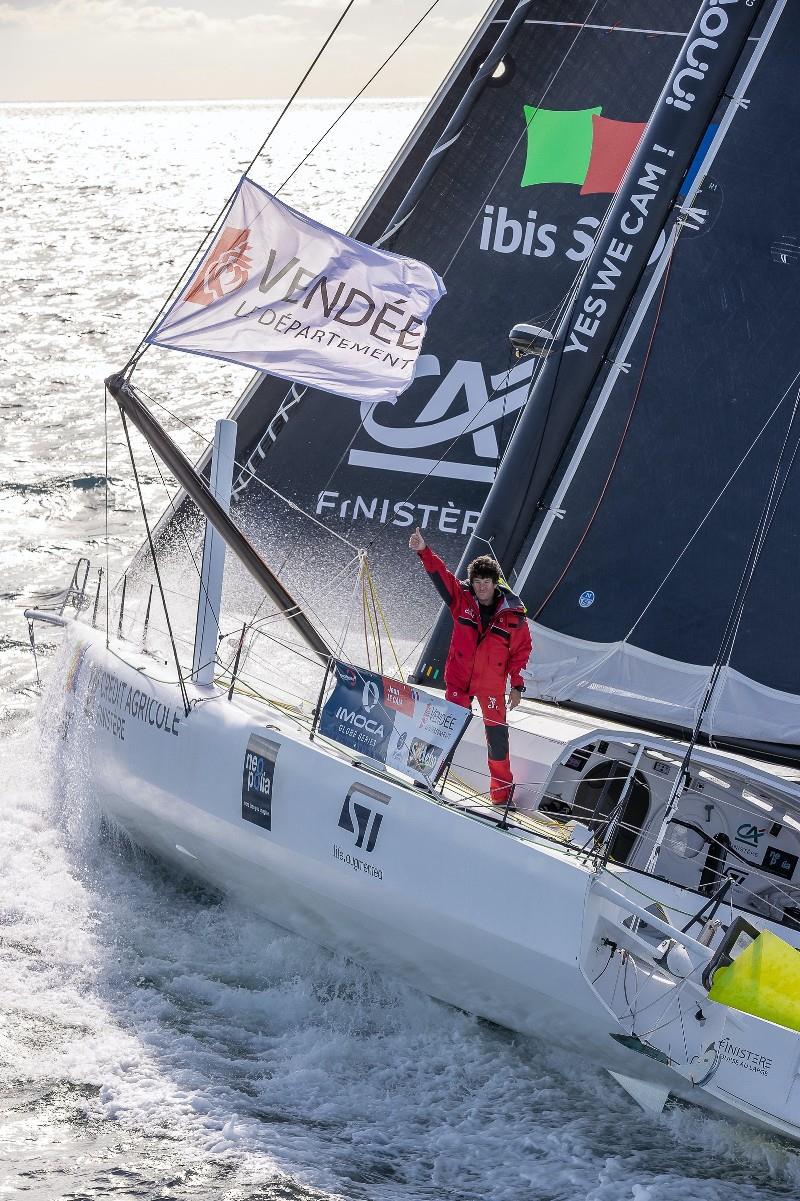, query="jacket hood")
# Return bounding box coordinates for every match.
[460,578,527,615]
